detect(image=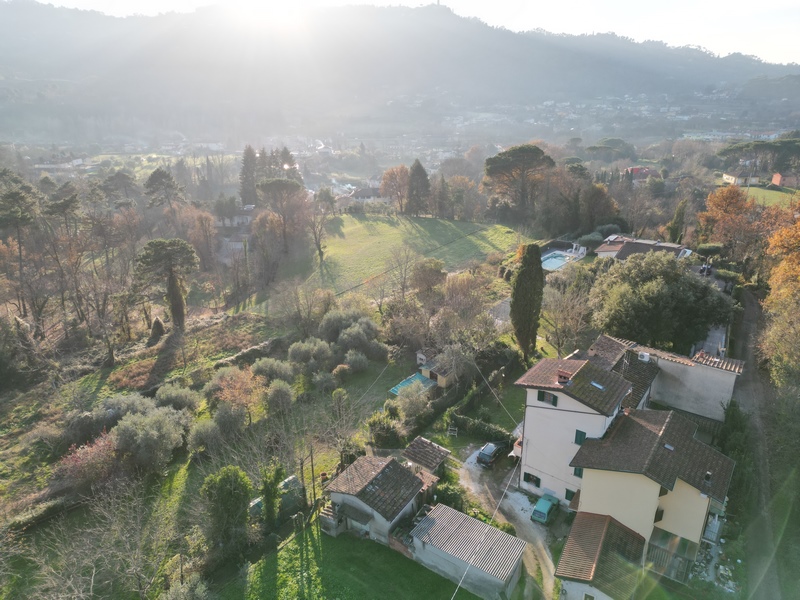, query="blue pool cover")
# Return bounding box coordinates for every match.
[390,372,437,396]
